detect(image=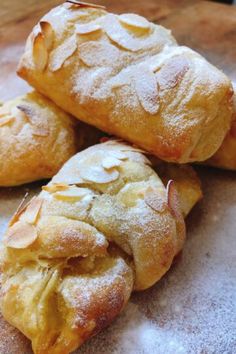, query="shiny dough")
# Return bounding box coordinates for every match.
[18,1,233,163]
[0,91,100,186]
[0,141,203,354]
